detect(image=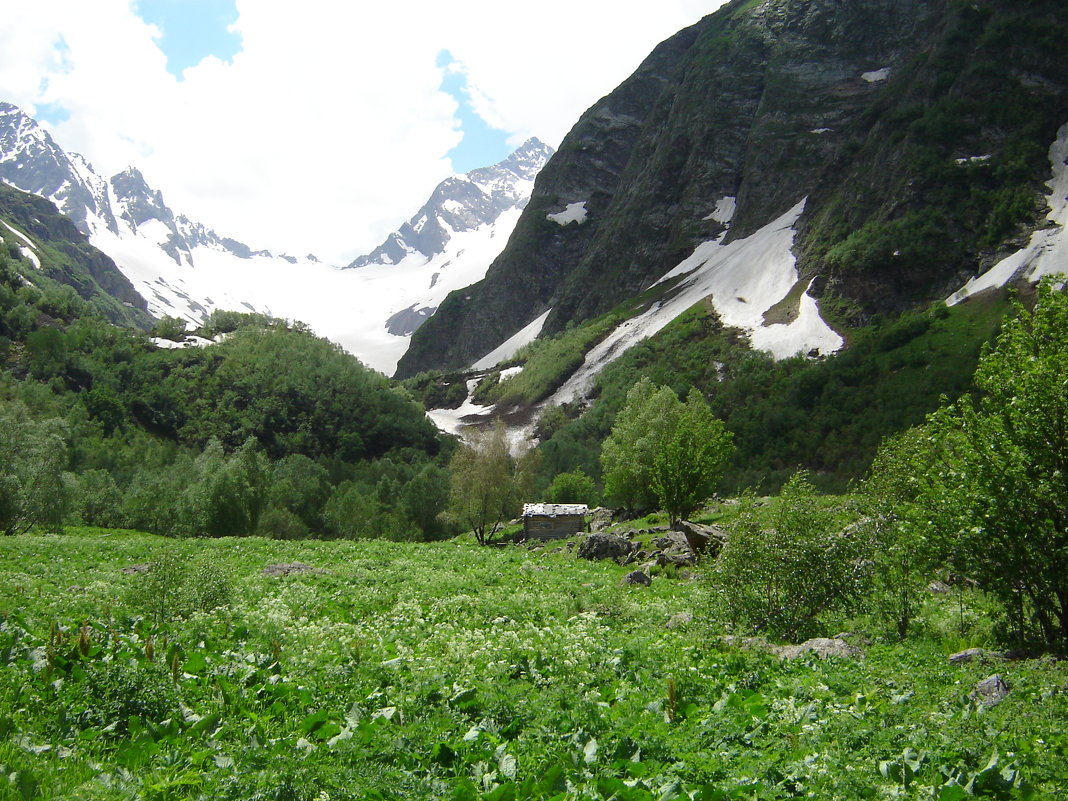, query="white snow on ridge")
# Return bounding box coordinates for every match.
[862,68,890,83]
[549,198,842,406]
[703,196,737,225]
[547,202,588,226]
[949,121,1068,305]
[471,309,552,370]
